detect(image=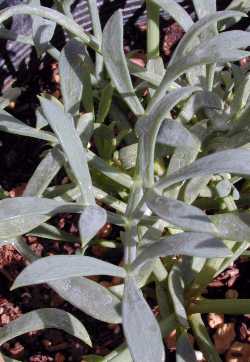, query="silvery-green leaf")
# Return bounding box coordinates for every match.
[0,5,100,51]
[184,176,211,204]
[168,265,188,328]
[147,57,165,96]
[102,10,144,116]
[28,222,78,242]
[76,112,94,147]
[132,232,230,270]
[146,189,215,233]
[39,96,95,204]
[170,10,244,66]
[153,30,250,106]
[128,60,164,87]
[119,143,138,170]
[122,276,165,362]
[24,147,64,197]
[216,179,232,198]
[178,90,223,123]
[176,332,197,362]
[59,39,86,114]
[211,212,250,242]
[157,149,250,190]
[36,107,48,129]
[32,14,56,56]
[136,87,199,137]
[157,119,199,149]
[192,0,216,19]
[228,0,250,11]
[0,196,80,239]
[79,205,107,245]
[153,0,193,31]
[12,255,126,289]
[0,308,91,347]
[51,277,121,323]
[0,87,21,110]
[0,110,57,143]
